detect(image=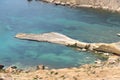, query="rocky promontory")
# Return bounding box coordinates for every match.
[41,0,120,12]
[15,32,120,55]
